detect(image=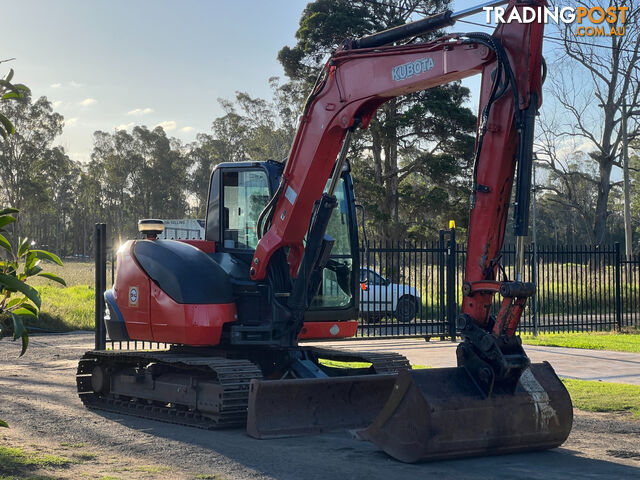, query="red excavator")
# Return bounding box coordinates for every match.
[77,0,572,463]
